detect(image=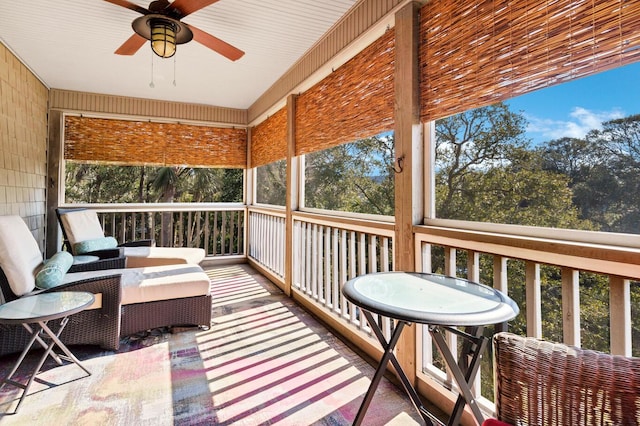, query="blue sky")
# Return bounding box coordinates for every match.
[505,62,640,145]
